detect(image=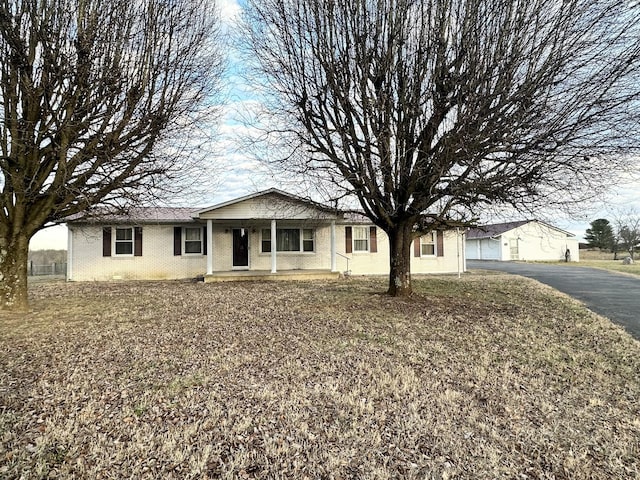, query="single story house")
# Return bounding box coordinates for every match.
[465,220,579,262]
[66,189,466,281]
